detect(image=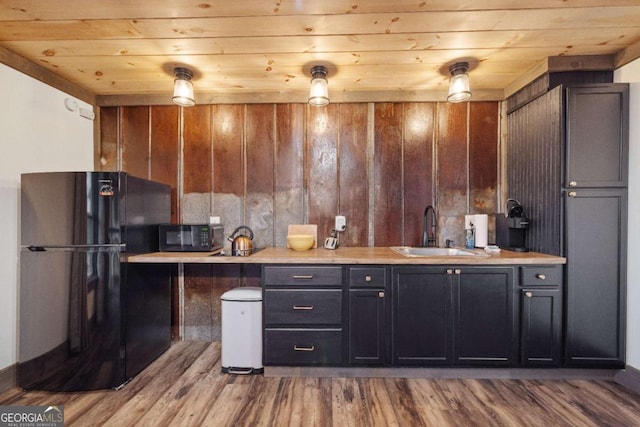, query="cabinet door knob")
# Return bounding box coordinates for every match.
[365,275,372,282]
[568,191,577,197]
[378,291,385,298]
[525,291,533,298]
[454,269,461,275]
[293,345,315,352]
[569,181,578,187]
[293,305,314,310]
[447,269,453,275]
[536,274,546,280]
